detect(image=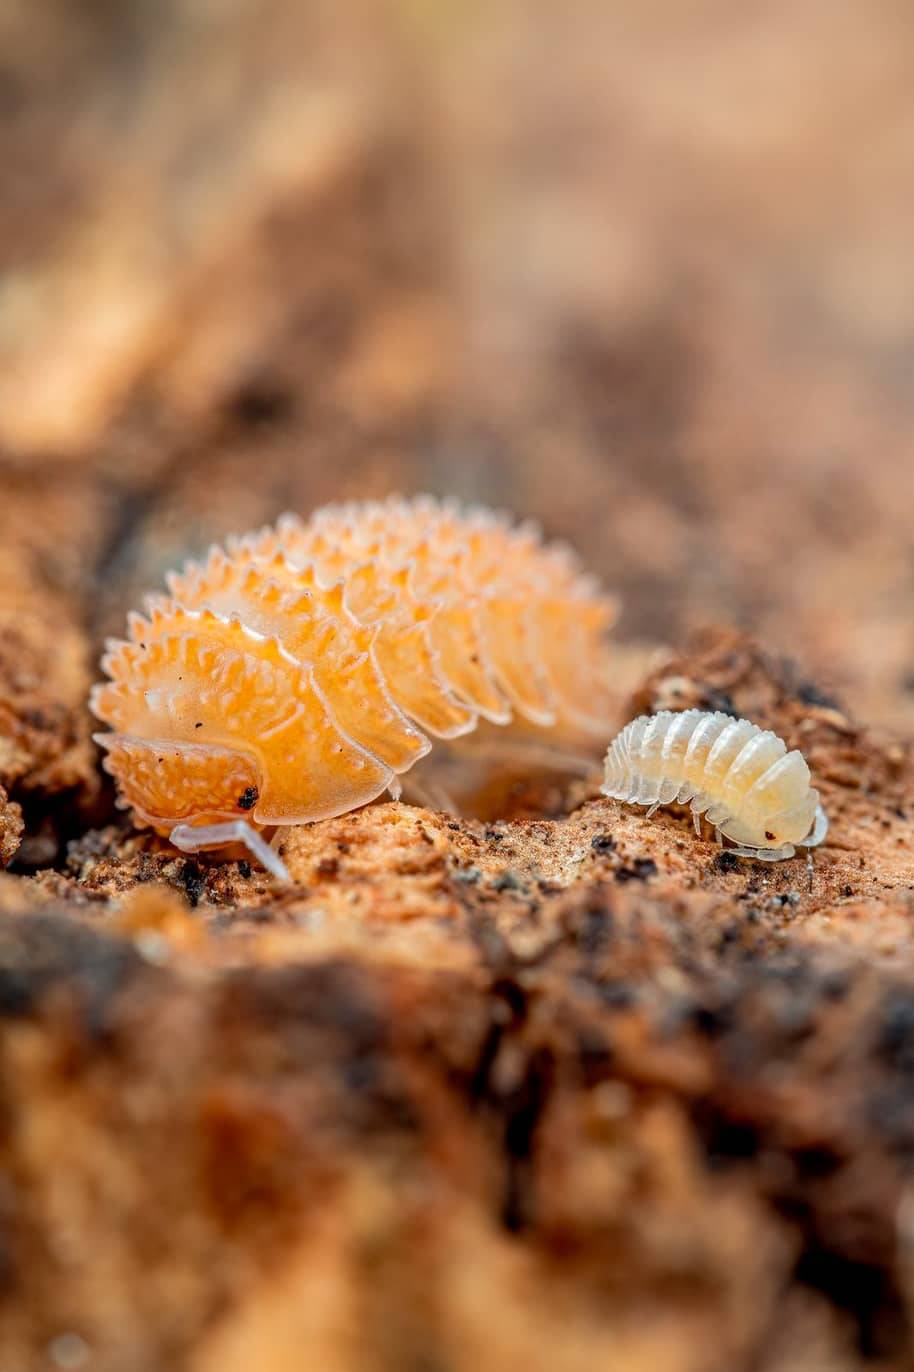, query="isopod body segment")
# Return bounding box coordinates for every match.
[602,709,828,861]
